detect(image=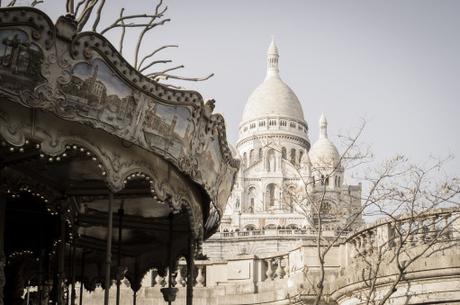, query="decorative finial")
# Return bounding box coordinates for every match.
[319,114,328,139]
[266,36,279,78]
